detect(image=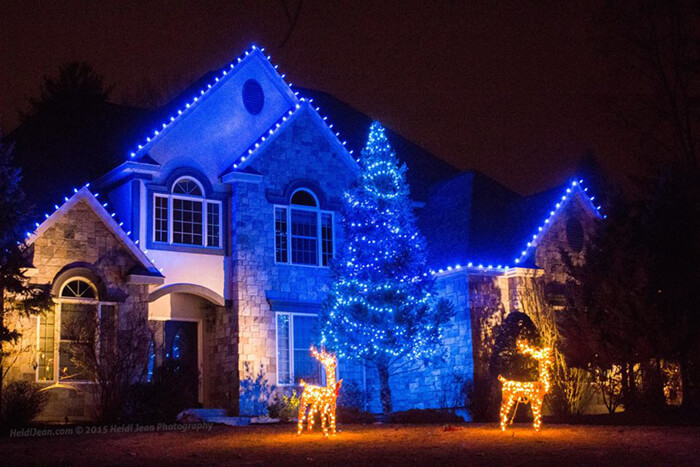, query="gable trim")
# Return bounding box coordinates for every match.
[127,45,298,163]
[27,187,163,277]
[229,100,360,175]
[432,178,602,277]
